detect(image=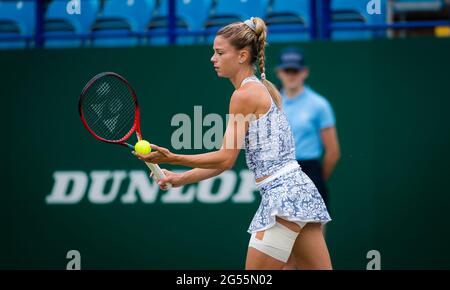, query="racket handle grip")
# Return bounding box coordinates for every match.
[145,162,172,190]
